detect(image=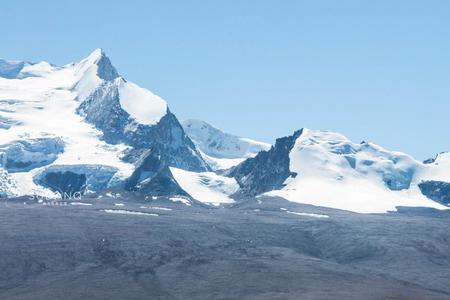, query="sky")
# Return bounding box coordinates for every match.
[1,1,449,159]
